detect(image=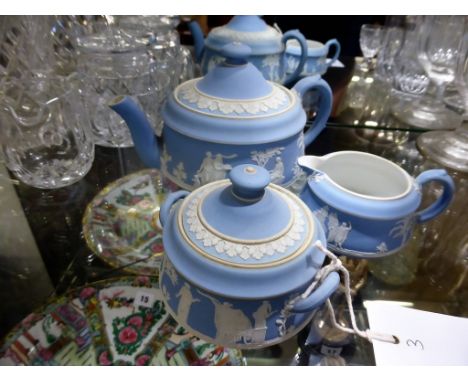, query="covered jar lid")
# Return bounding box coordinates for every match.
[162,42,305,145]
[205,16,283,55]
[163,164,326,299]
